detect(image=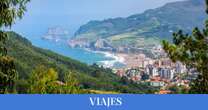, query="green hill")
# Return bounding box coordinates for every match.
[72,0,206,53]
[6,32,158,93]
